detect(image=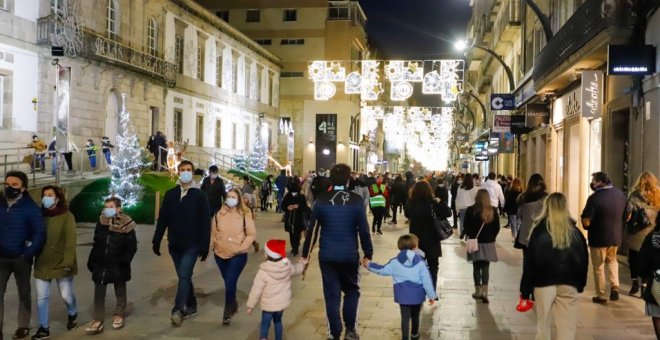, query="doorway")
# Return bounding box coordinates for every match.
[104,91,120,141]
[150,106,159,135]
[610,109,630,193]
